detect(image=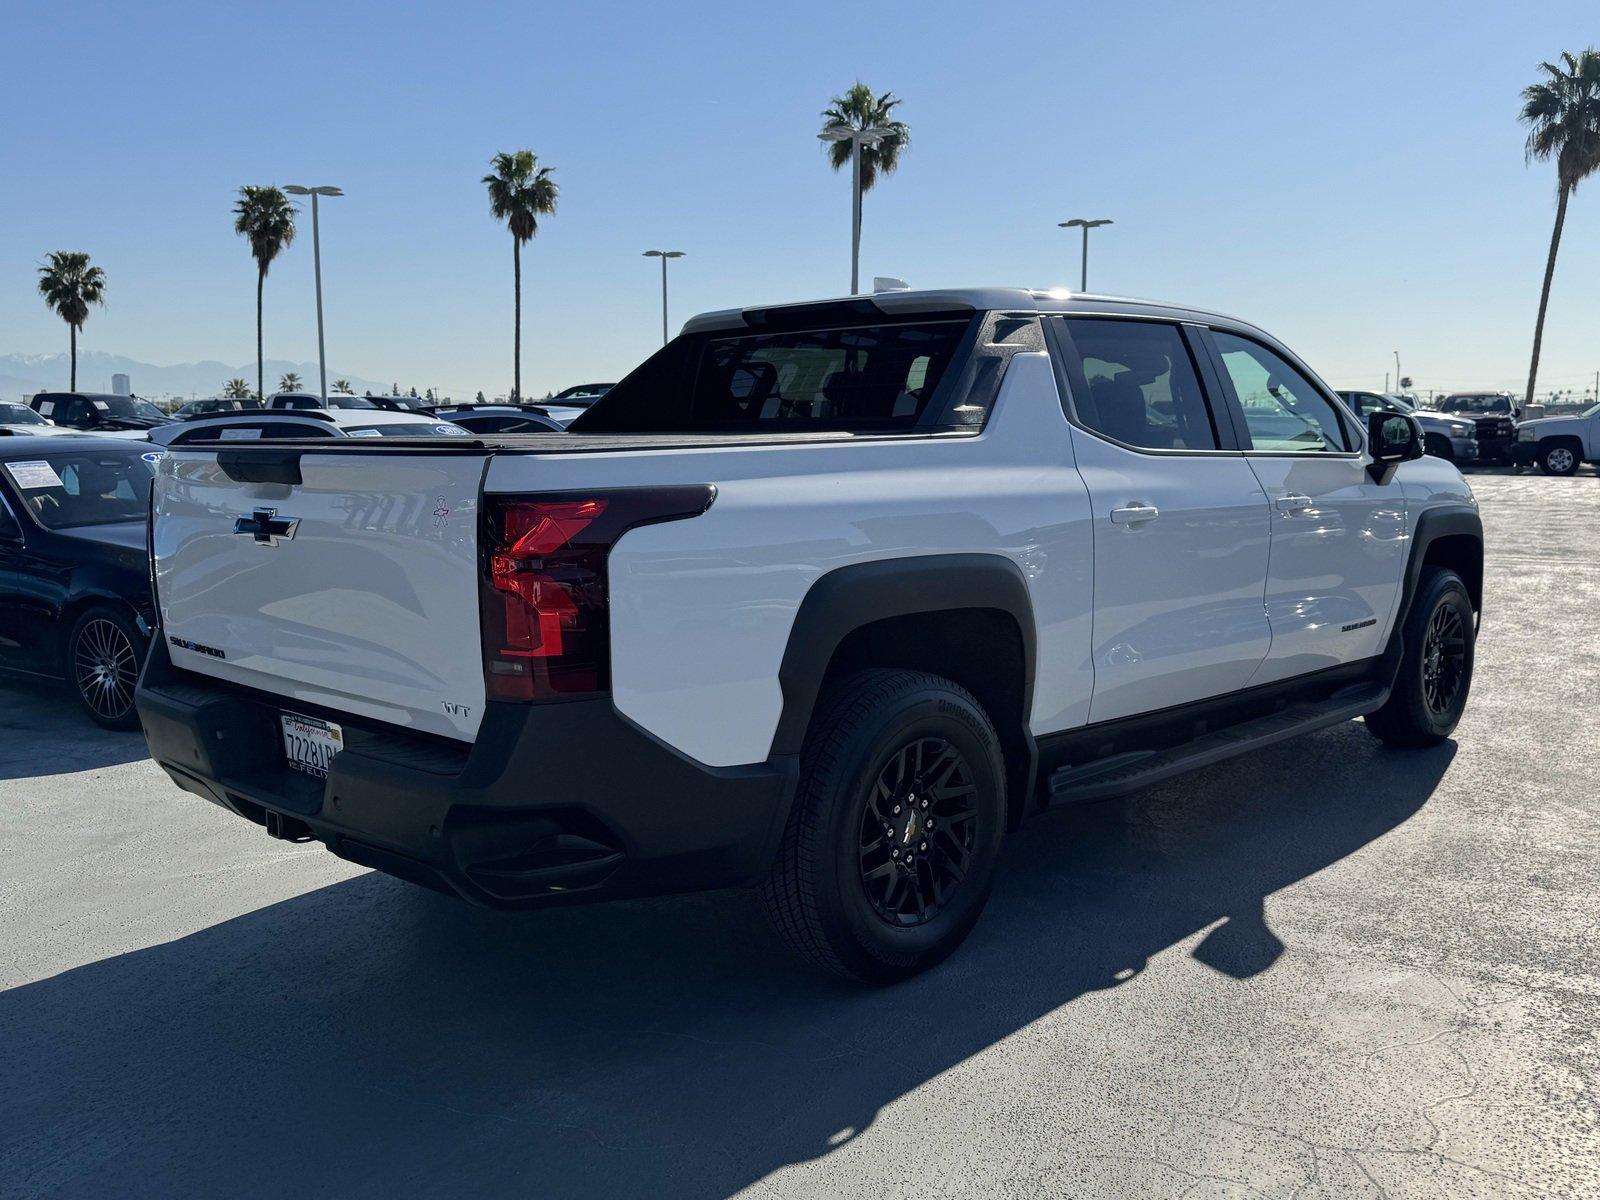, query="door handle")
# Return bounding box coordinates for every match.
[1109,503,1160,526]
[1274,494,1313,514]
